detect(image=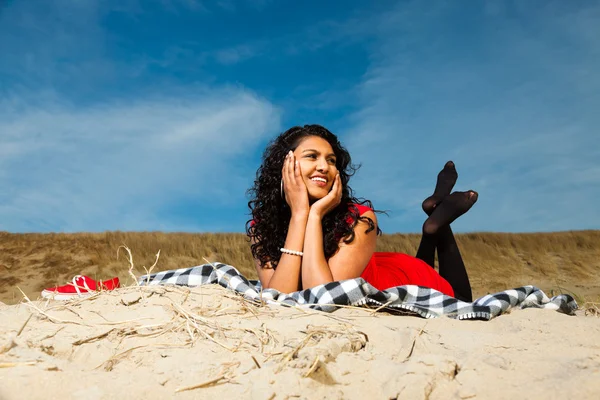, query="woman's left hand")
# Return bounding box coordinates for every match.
[309,173,342,219]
